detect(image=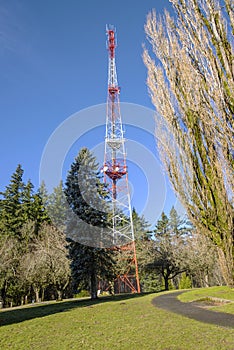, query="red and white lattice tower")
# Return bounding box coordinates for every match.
[102,25,140,293]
